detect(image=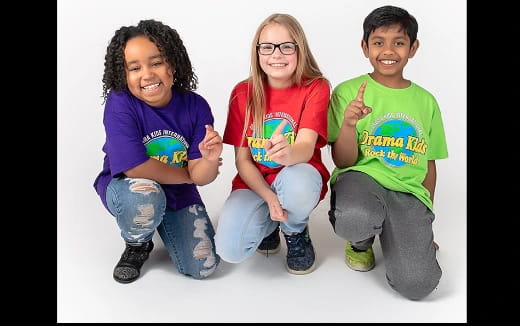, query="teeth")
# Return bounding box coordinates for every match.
[142,83,160,90]
[381,60,396,64]
[270,63,286,67]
